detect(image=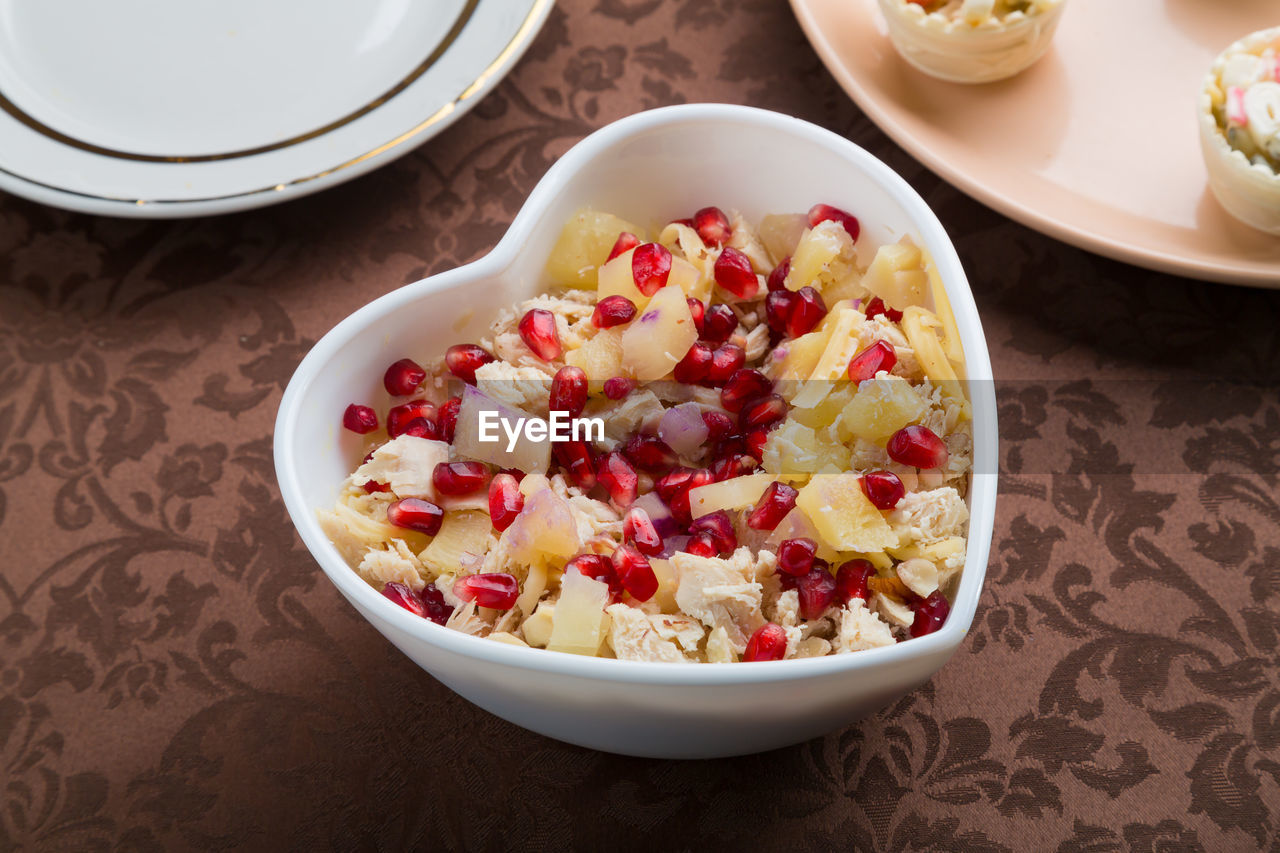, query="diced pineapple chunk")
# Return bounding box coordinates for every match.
[778,328,834,381]
[839,375,928,443]
[597,247,645,304]
[757,213,808,264]
[924,251,965,367]
[902,306,961,387]
[502,488,580,564]
[864,239,928,311]
[546,209,643,289]
[546,571,612,656]
[761,418,851,476]
[795,474,899,553]
[668,256,711,302]
[453,385,551,474]
[649,557,679,613]
[419,511,491,576]
[565,327,626,381]
[784,221,856,293]
[790,309,863,408]
[522,601,555,647]
[688,473,776,518]
[621,285,698,381]
[789,384,855,429]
